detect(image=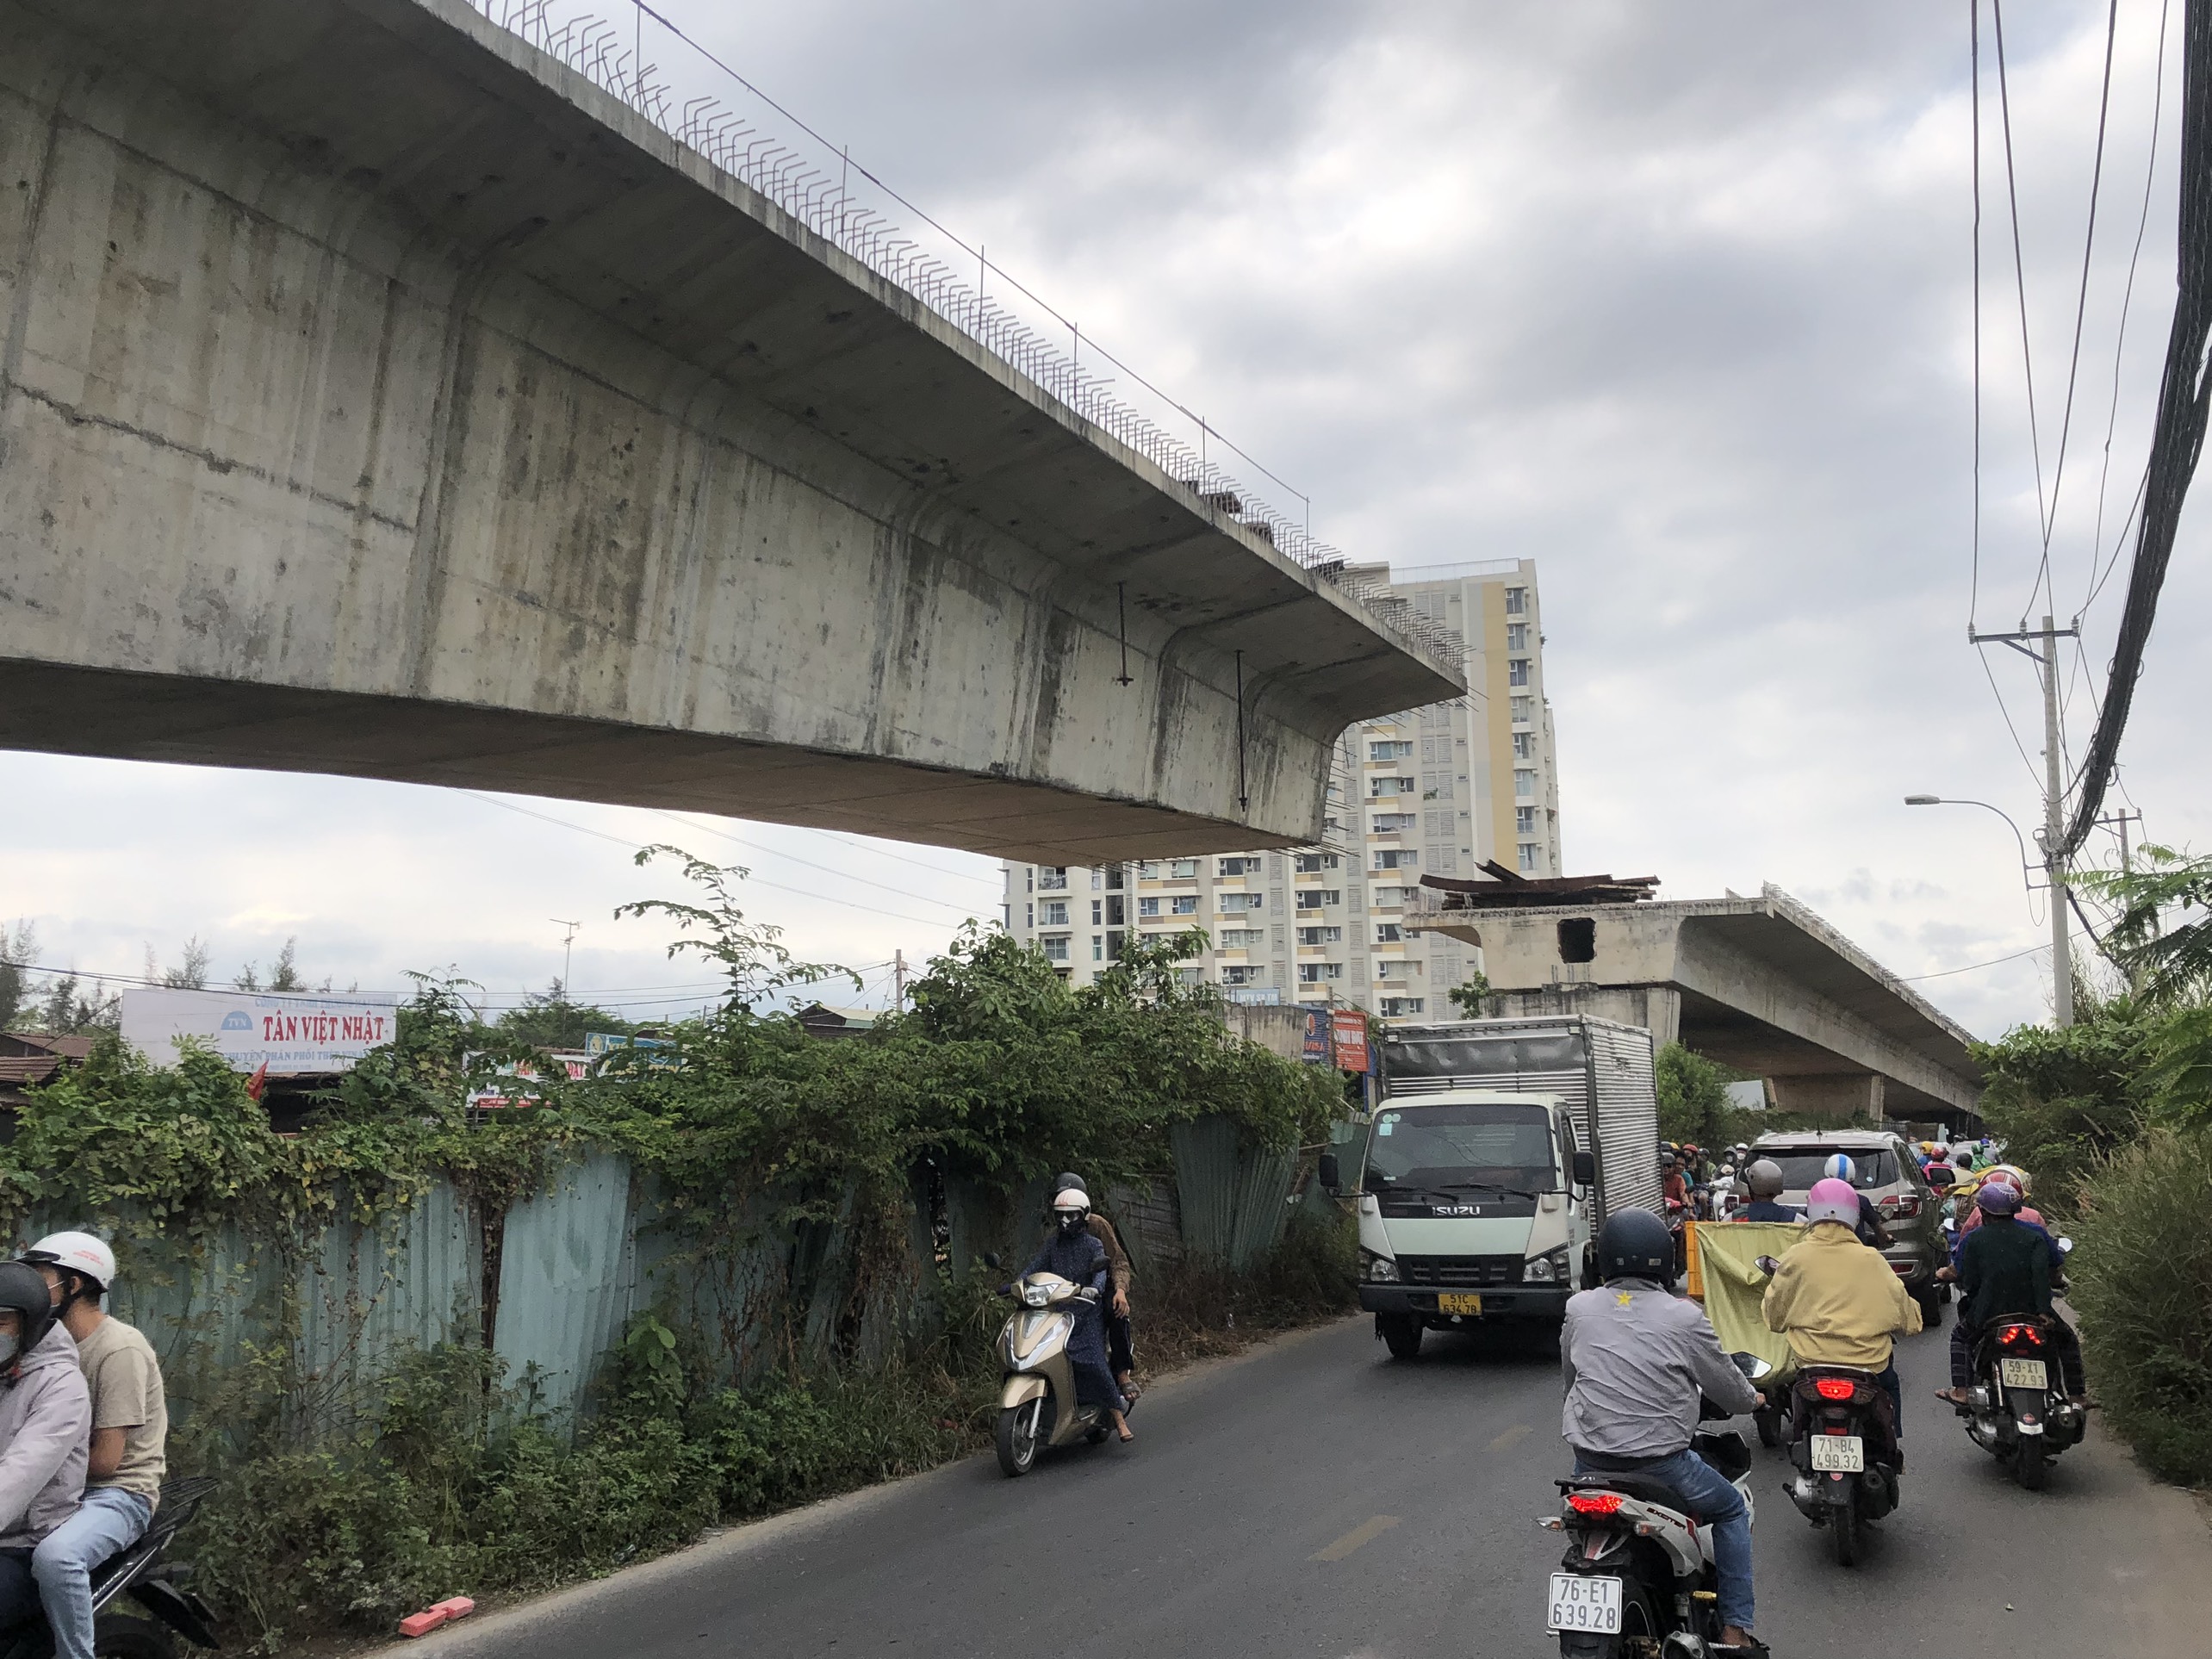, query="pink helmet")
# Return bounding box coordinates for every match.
[1805,1177,1861,1228]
